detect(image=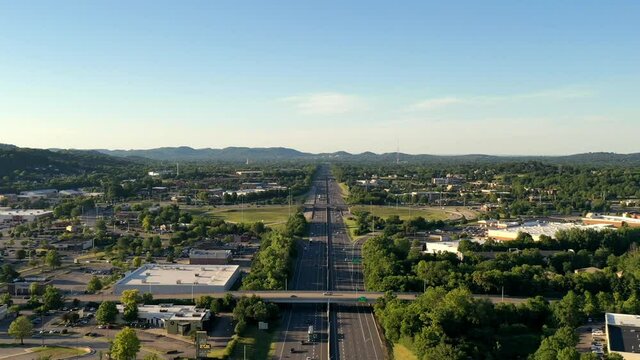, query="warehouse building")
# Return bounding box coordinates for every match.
[583,213,640,228]
[606,313,640,359]
[116,304,211,335]
[189,249,232,265]
[487,221,610,241]
[113,264,240,295]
